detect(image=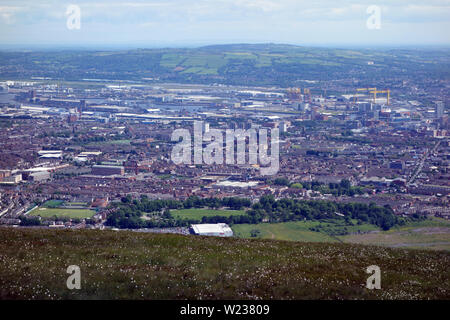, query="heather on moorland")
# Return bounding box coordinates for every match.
[0,228,448,300]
